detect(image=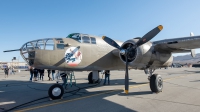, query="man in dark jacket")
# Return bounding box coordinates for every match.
[4,67,9,78]
[29,66,34,81]
[39,69,45,81]
[103,70,110,85]
[33,68,39,81]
